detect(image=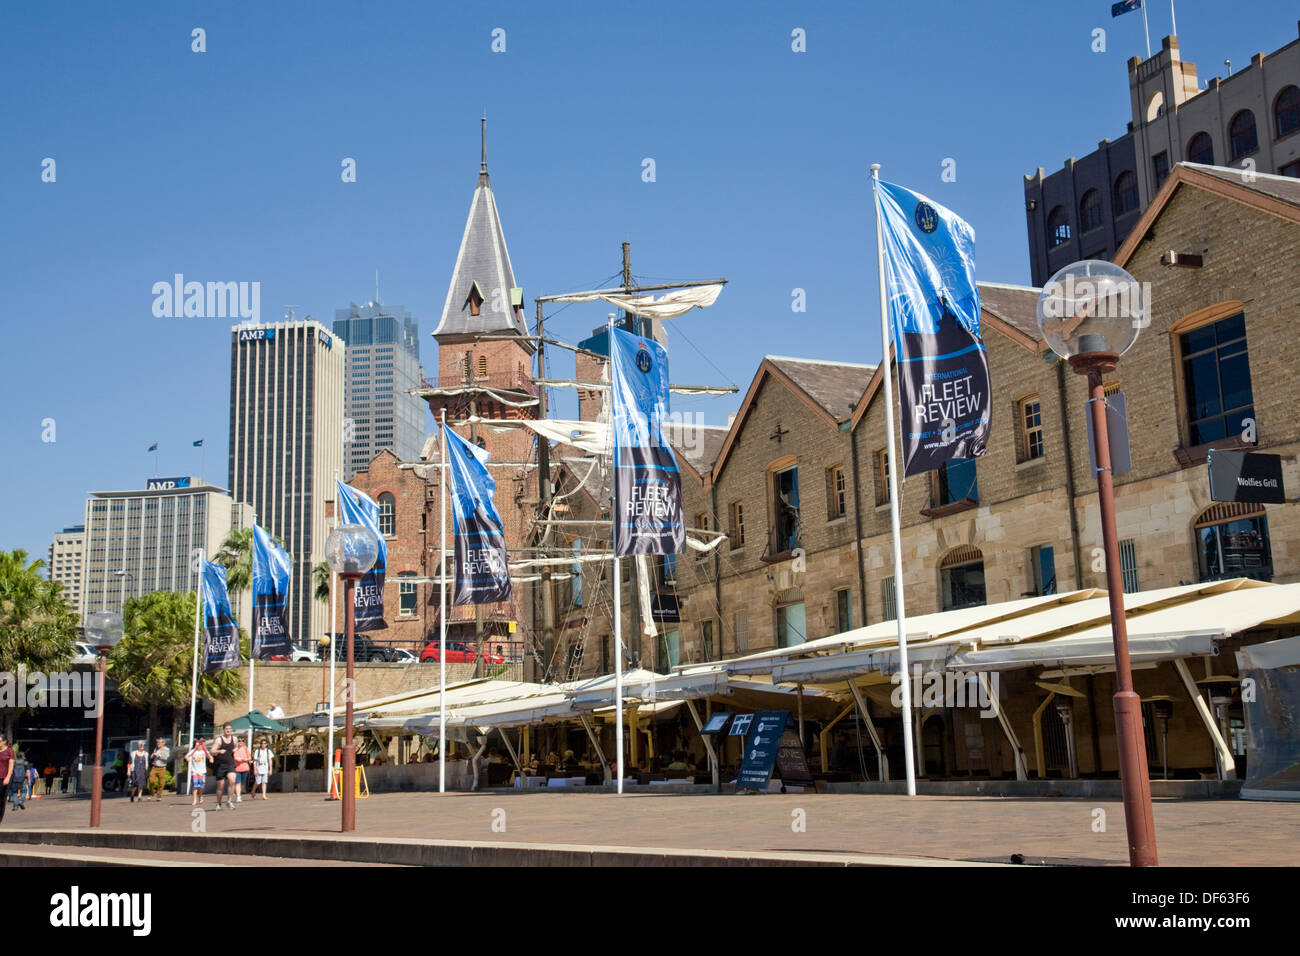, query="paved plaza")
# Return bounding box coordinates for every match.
[2,789,1296,866]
